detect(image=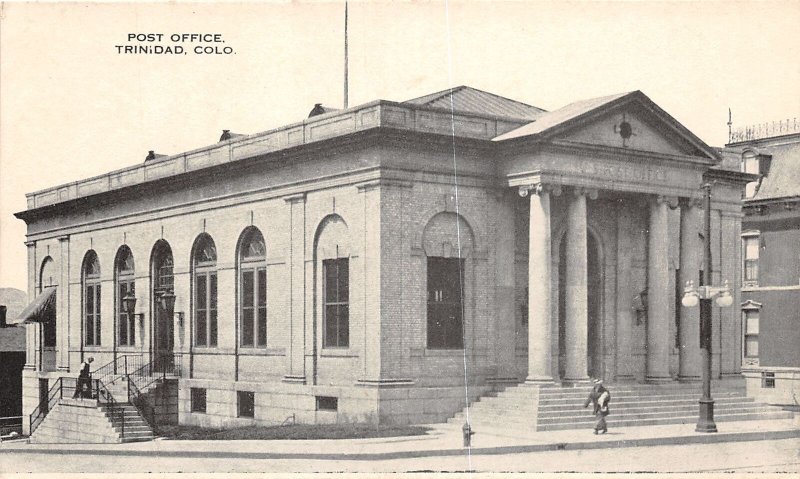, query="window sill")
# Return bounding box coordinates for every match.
[320,348,356,358]
[424,348,466,357]
[238,347,286,357]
